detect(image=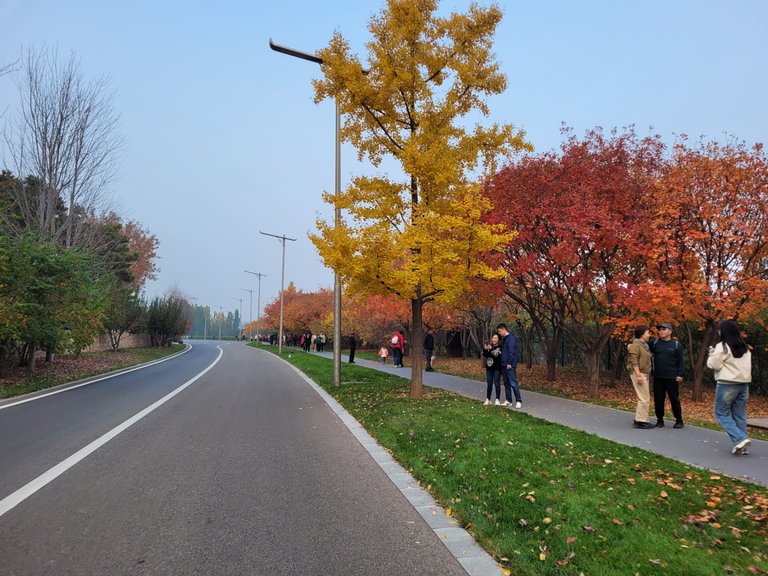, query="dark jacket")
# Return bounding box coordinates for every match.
[423,333,434,351]
[500,332,518,368]
[650,338,685,379]
[349,334,357,350]
[482,344,502,371]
